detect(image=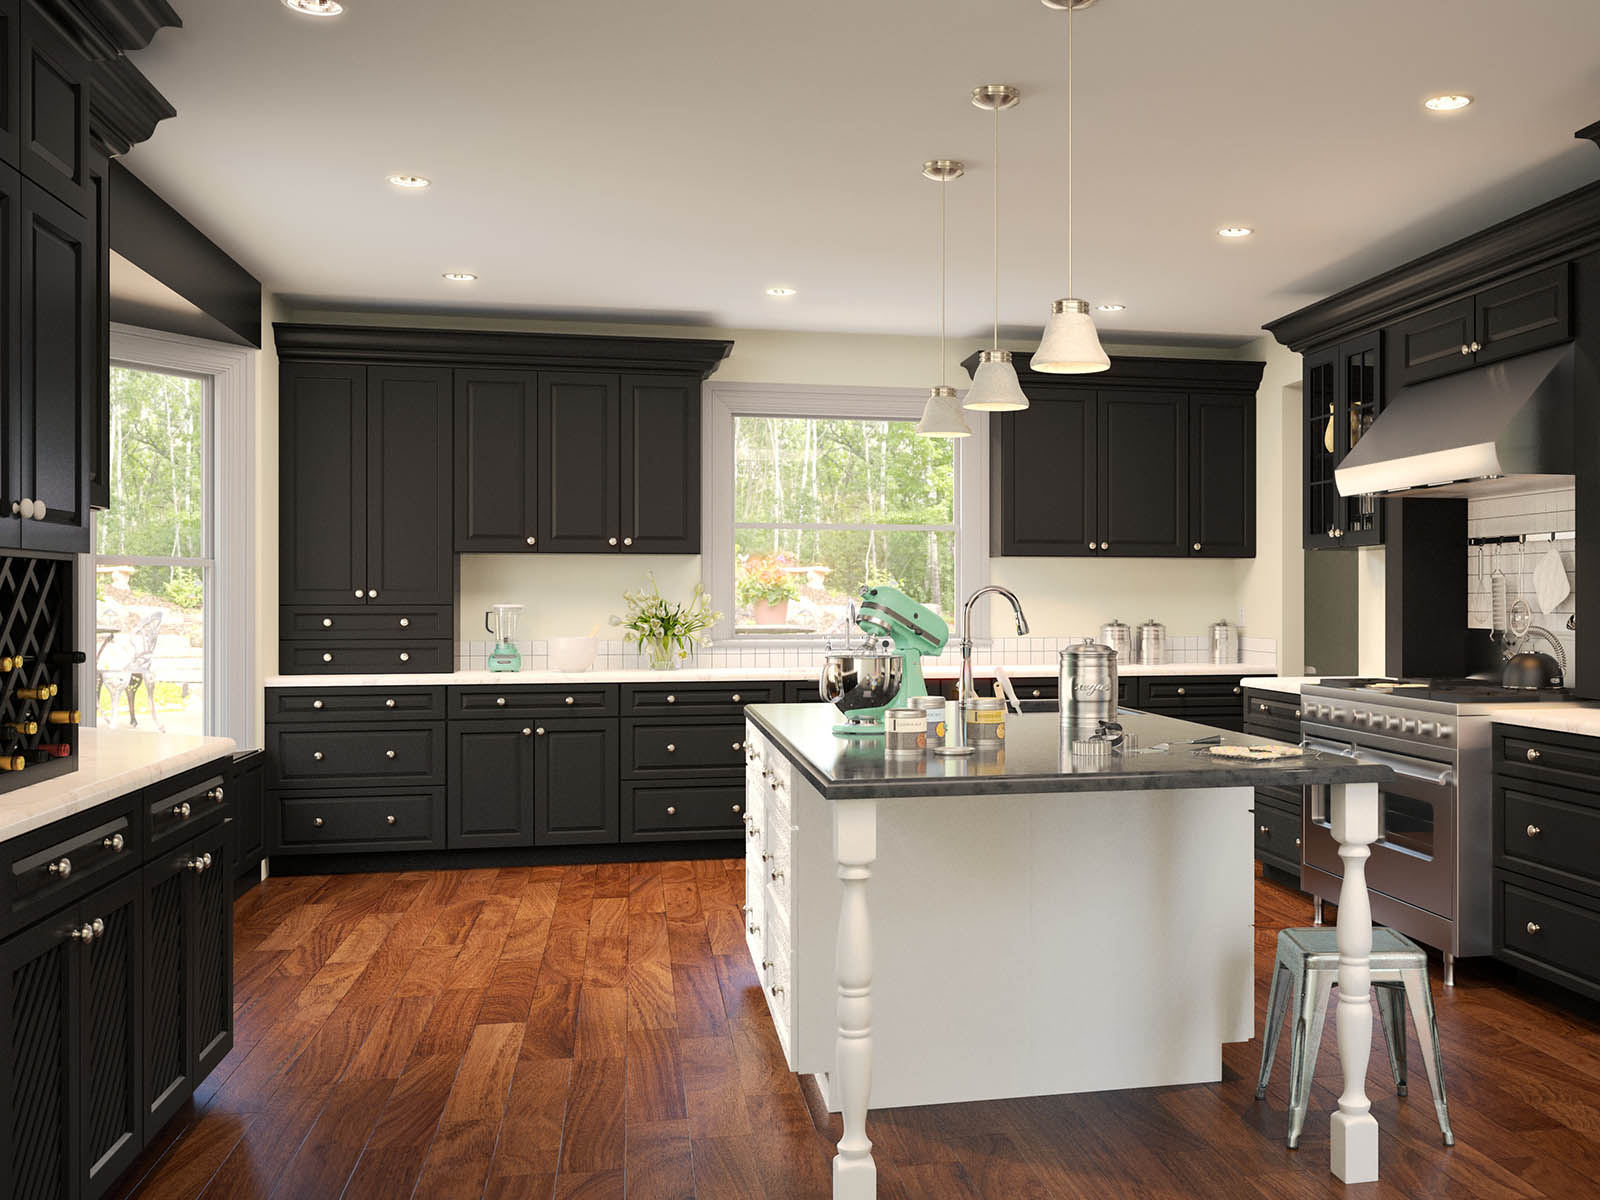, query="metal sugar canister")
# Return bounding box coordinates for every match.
[1099,619,1133,662]
[1060,637,1119,726]
[1136,618,1167,665]
[908,694,948,747]
[1209,618,1239,665]
[884,707,928,756]
[964,696,1006,747]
